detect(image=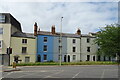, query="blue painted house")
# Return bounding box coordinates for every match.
[35,24,56,62]
[37,35,54,62]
